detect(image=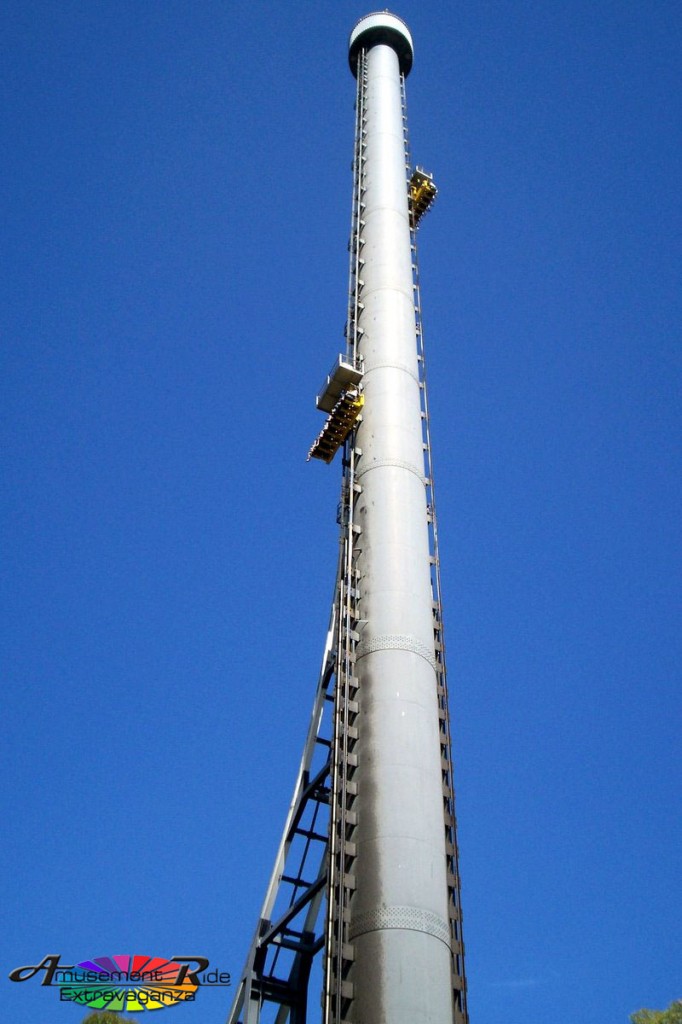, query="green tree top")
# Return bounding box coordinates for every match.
[82,1012,138,1024]
[631,1000,682,1024]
